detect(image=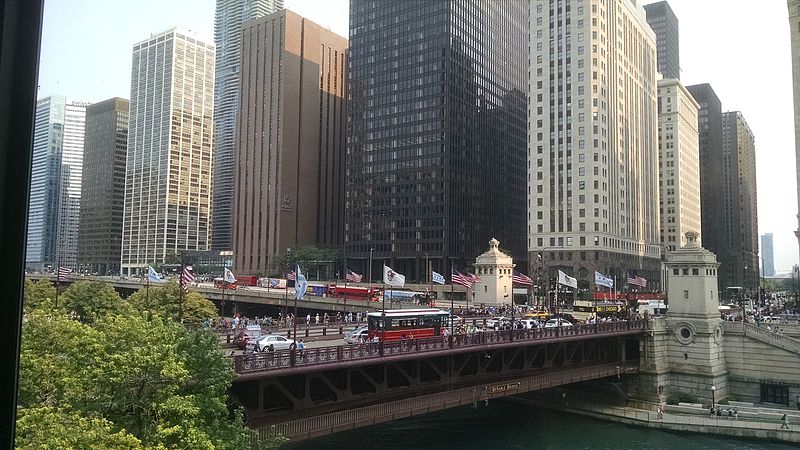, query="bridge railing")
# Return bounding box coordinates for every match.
[233,319,646,375]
